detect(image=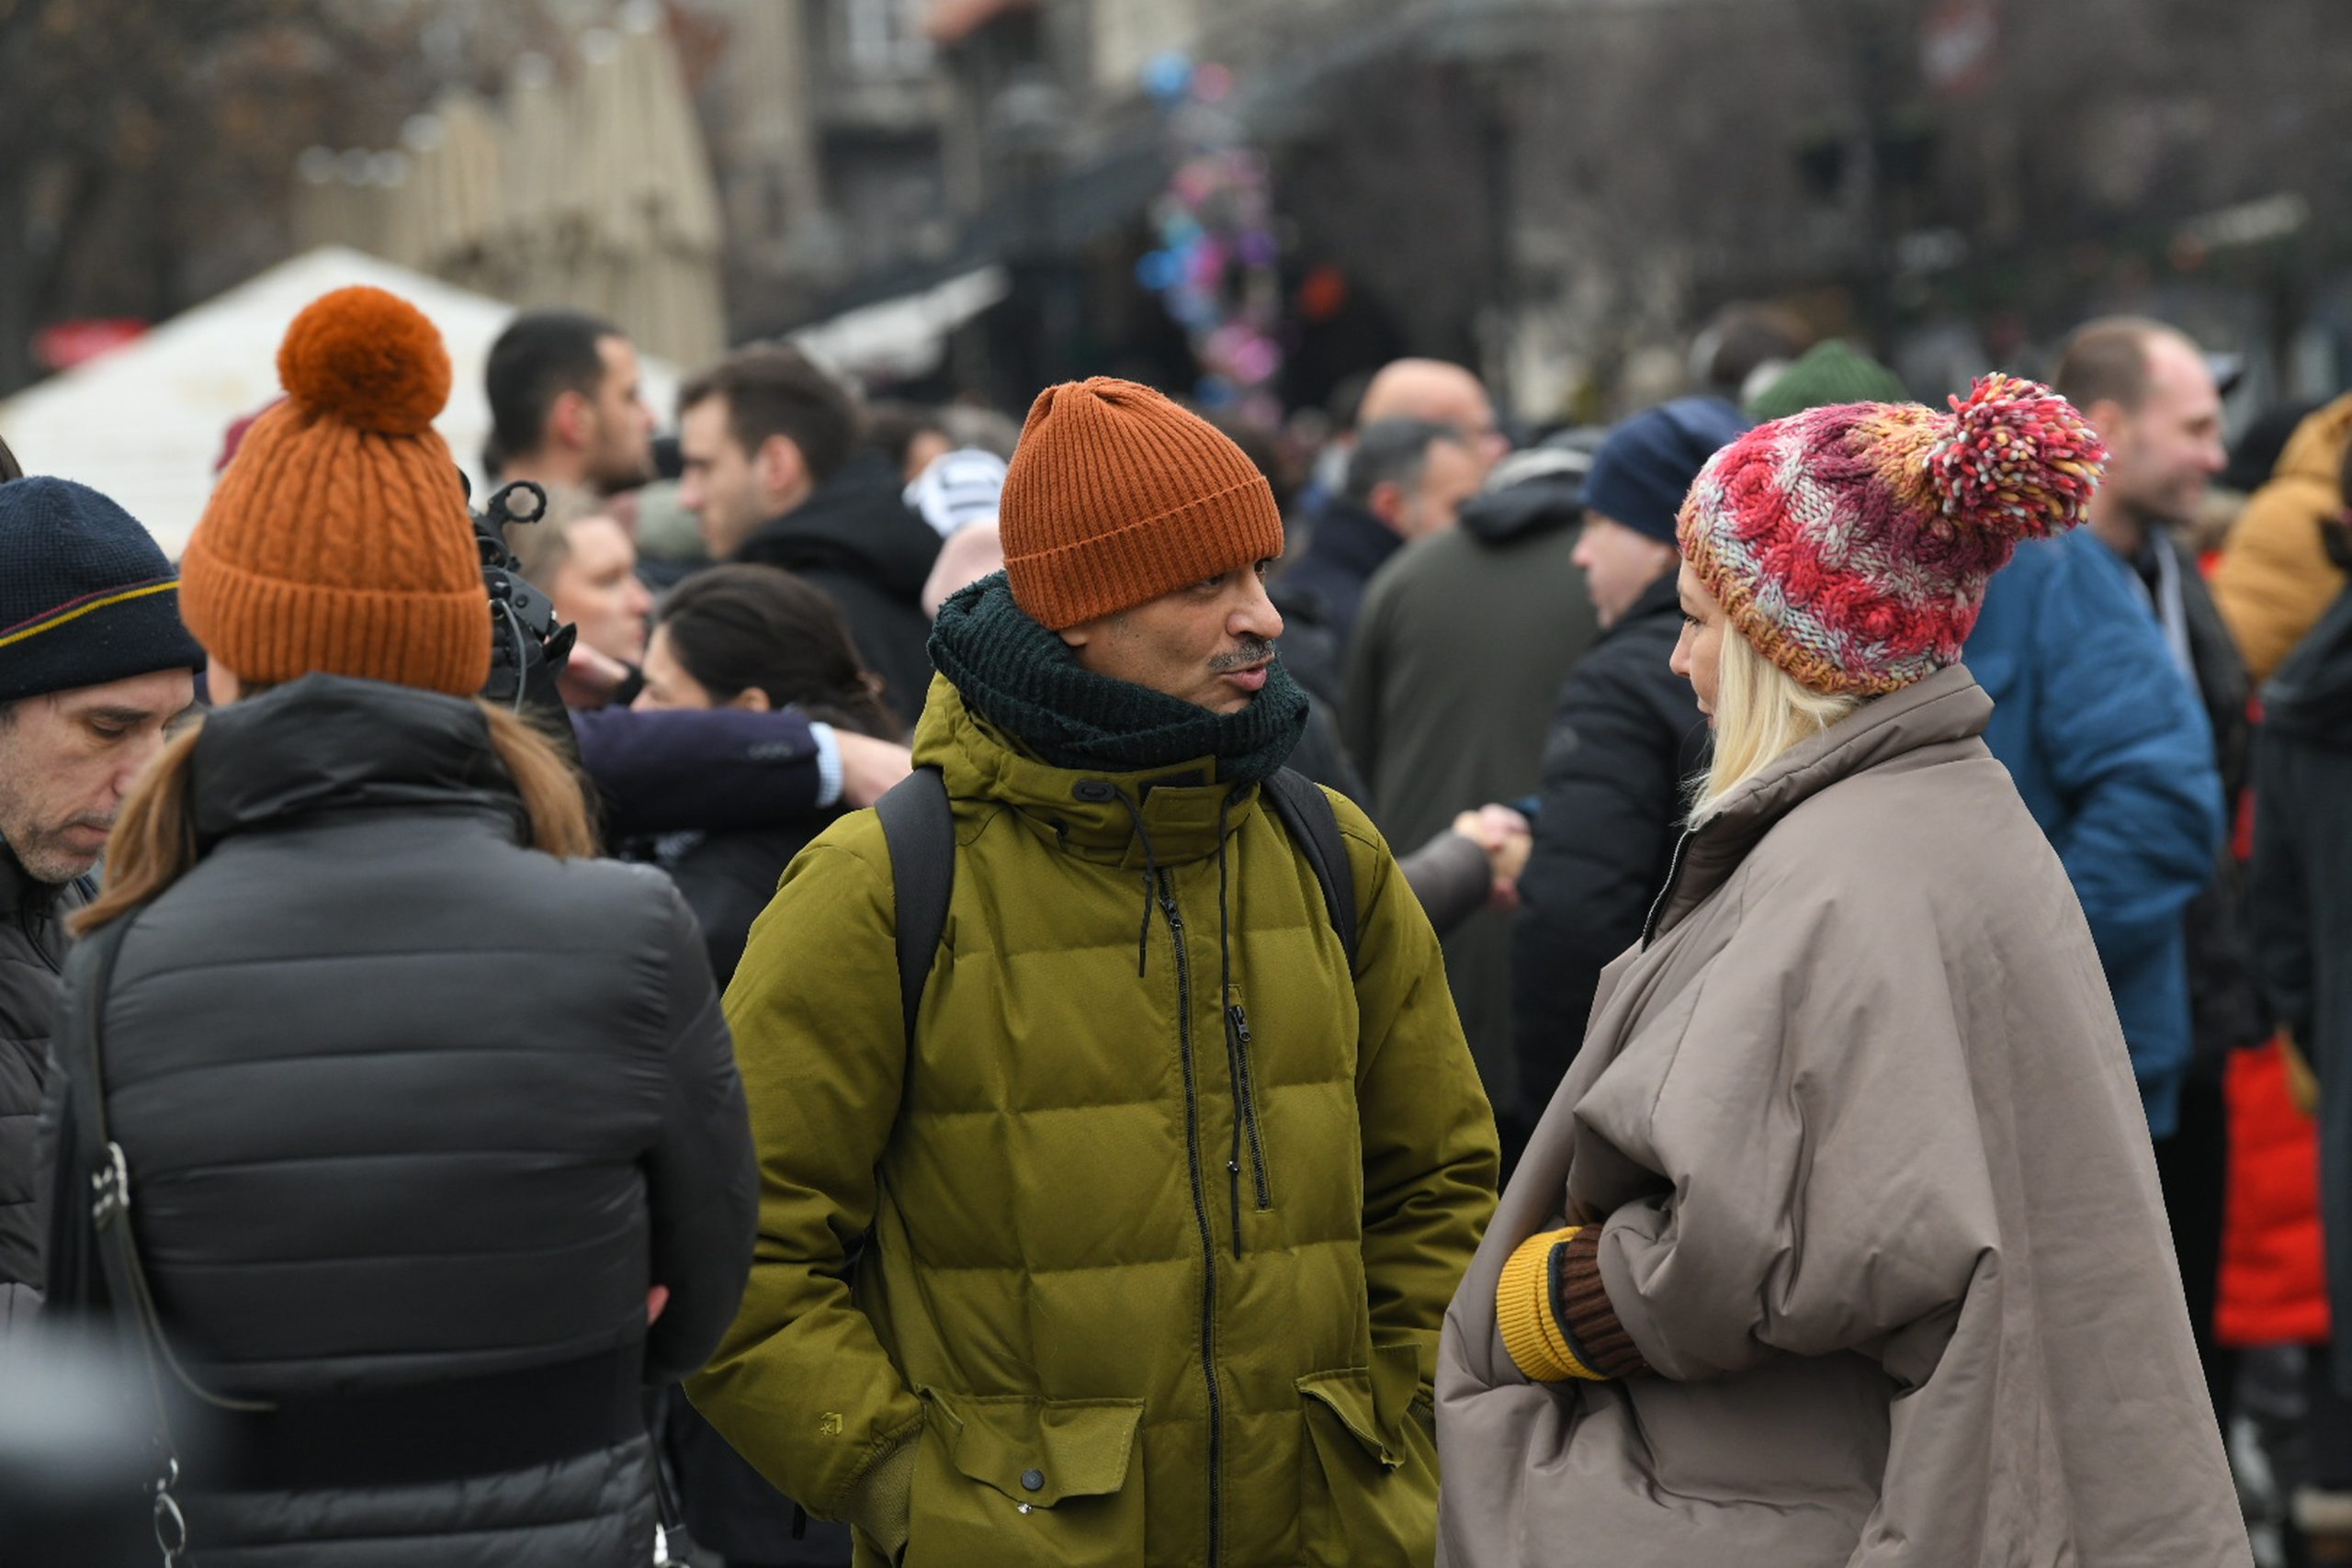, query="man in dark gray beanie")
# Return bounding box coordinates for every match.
[1507,398,1747,1164]
[0,475,204,1326]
